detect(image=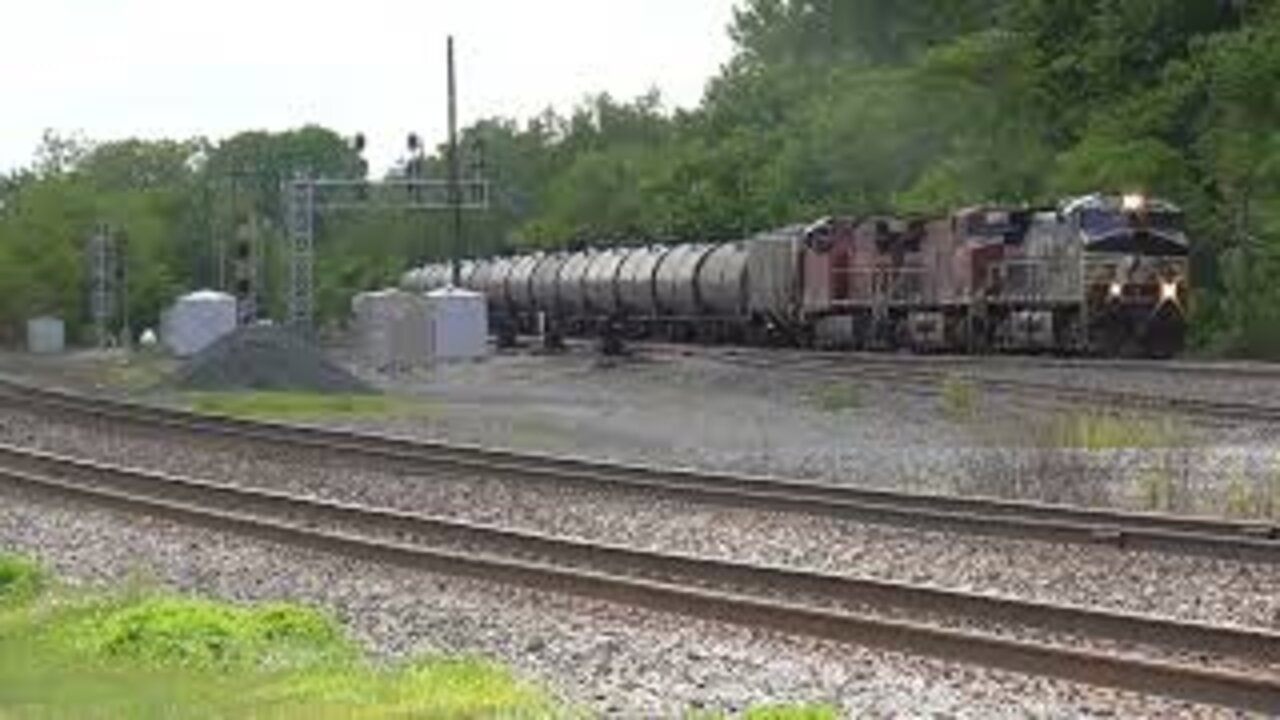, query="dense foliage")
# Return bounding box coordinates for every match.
[2,0,1278,354]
